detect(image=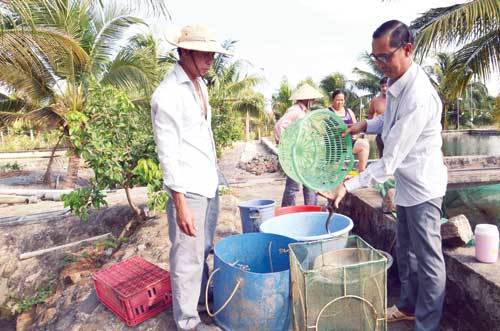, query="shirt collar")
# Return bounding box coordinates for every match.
[388,62,417,98]
[174,63,192,85]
